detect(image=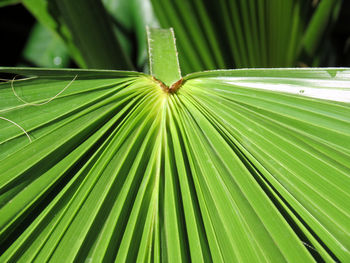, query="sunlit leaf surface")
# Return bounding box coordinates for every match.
[0,67,349,262]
